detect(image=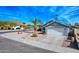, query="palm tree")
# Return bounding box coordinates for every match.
[31,18,43,37]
